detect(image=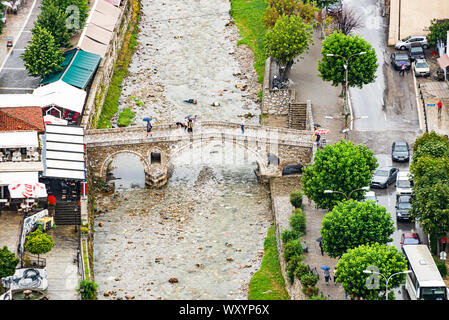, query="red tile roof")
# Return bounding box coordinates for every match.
[0,107,45,133]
